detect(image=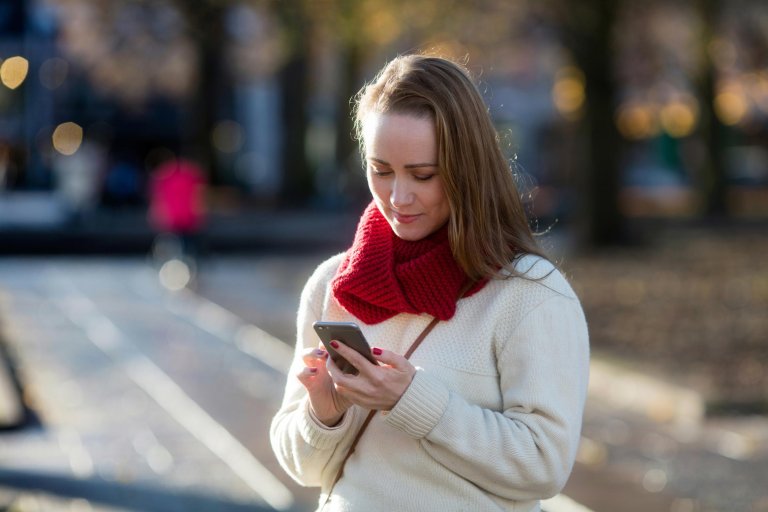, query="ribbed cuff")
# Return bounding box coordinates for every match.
[298,399,355,449]
[384,370,450,438]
